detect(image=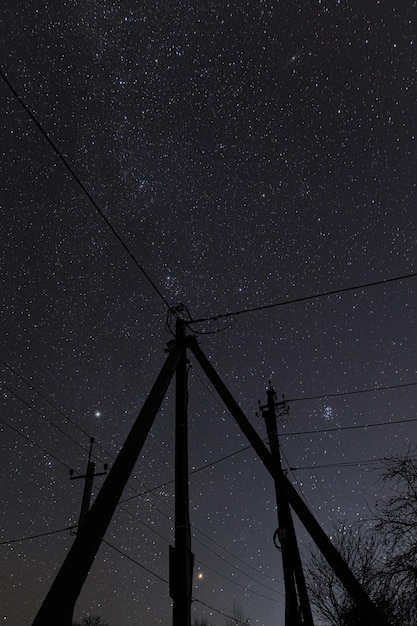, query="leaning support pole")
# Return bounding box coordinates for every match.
[32,344,182,626]
[188,337,391,626]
